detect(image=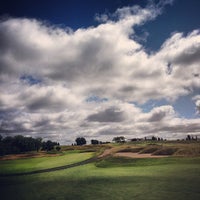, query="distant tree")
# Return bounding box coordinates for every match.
[13,135,41,152]
[0,135,59,155]
[0,135,5,156]
[45,140,57,151]
[56,146,61,151]
[91,139,99,145]
[152,136,157,141]
[75,137,86,146]
[2,136,15,154]
[186,135,191,141]
[13,135,26,152]
[112,136,125,143]
[3,136,14,144]
[131,138,138,142]
[35,137,42,152]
